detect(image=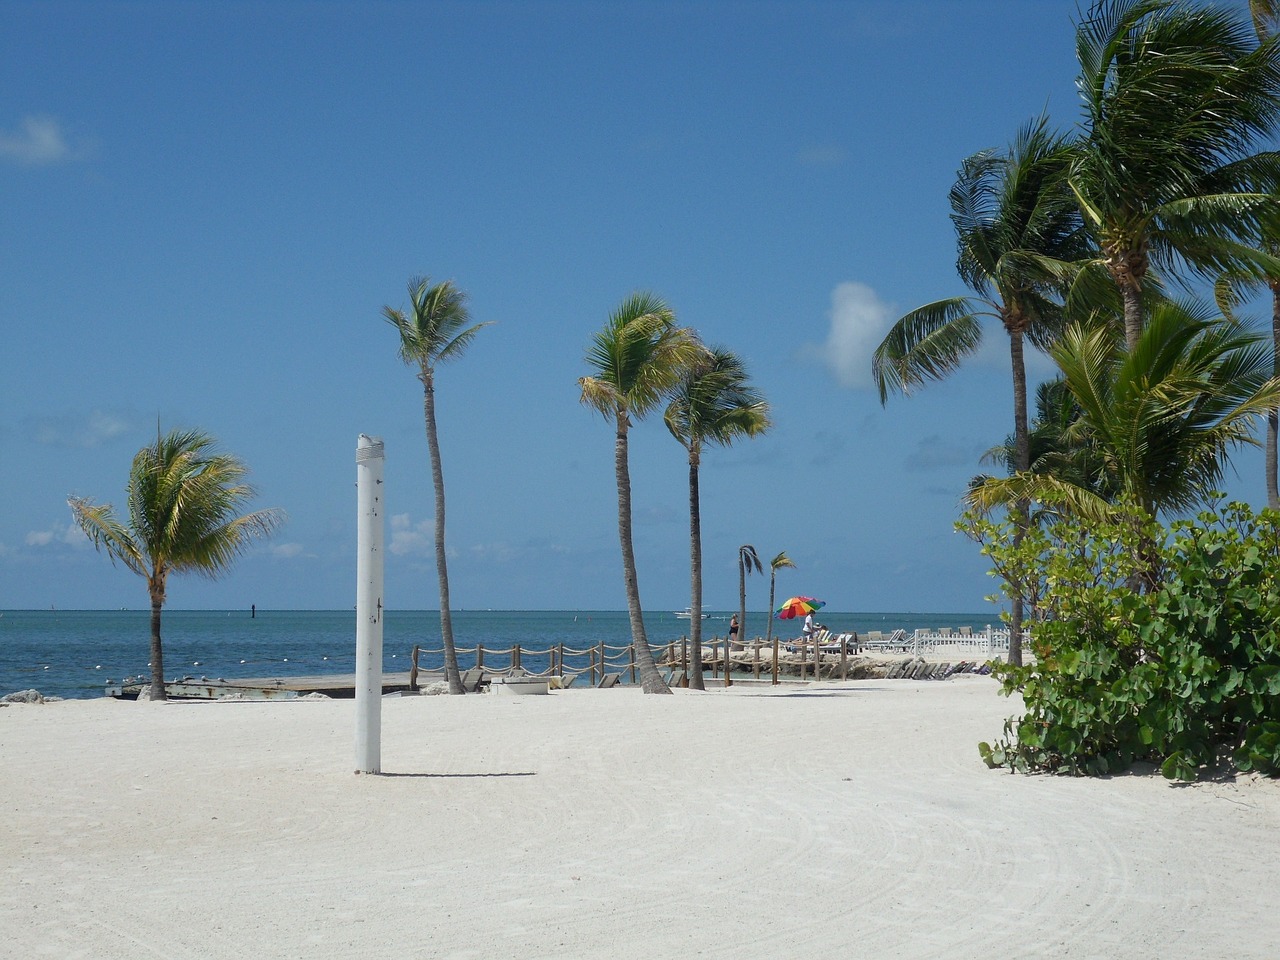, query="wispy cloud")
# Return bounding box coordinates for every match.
[25,522,88,549]
[904,434,985,472]
[270,542,305,559]
[389,513,435,556]
[0,116,72,165]
[27,409,132,449]
[795,144,847,168]
[805,281,896,389]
